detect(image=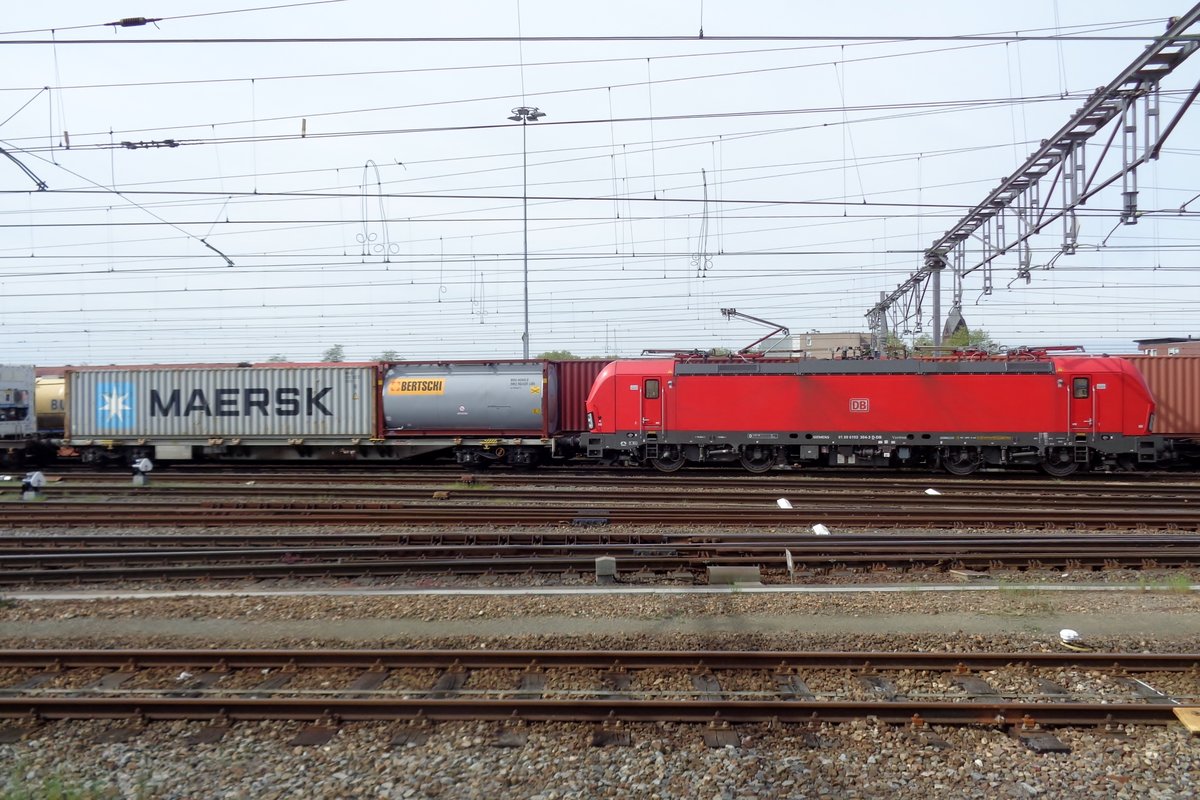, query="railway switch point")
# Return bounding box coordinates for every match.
[595,557,617,585]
